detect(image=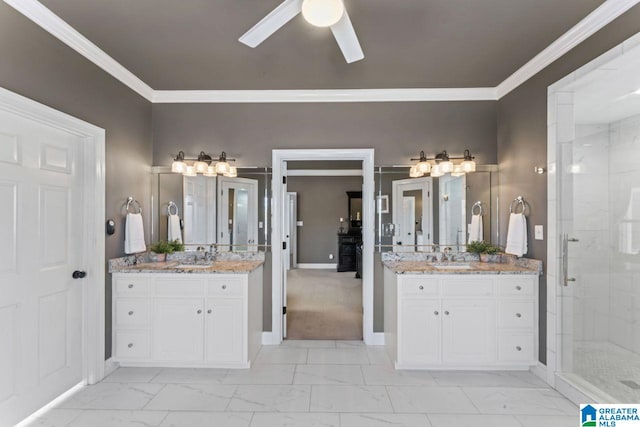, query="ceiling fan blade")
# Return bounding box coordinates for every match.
[239,0,303,48]
[330,11,364,63]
